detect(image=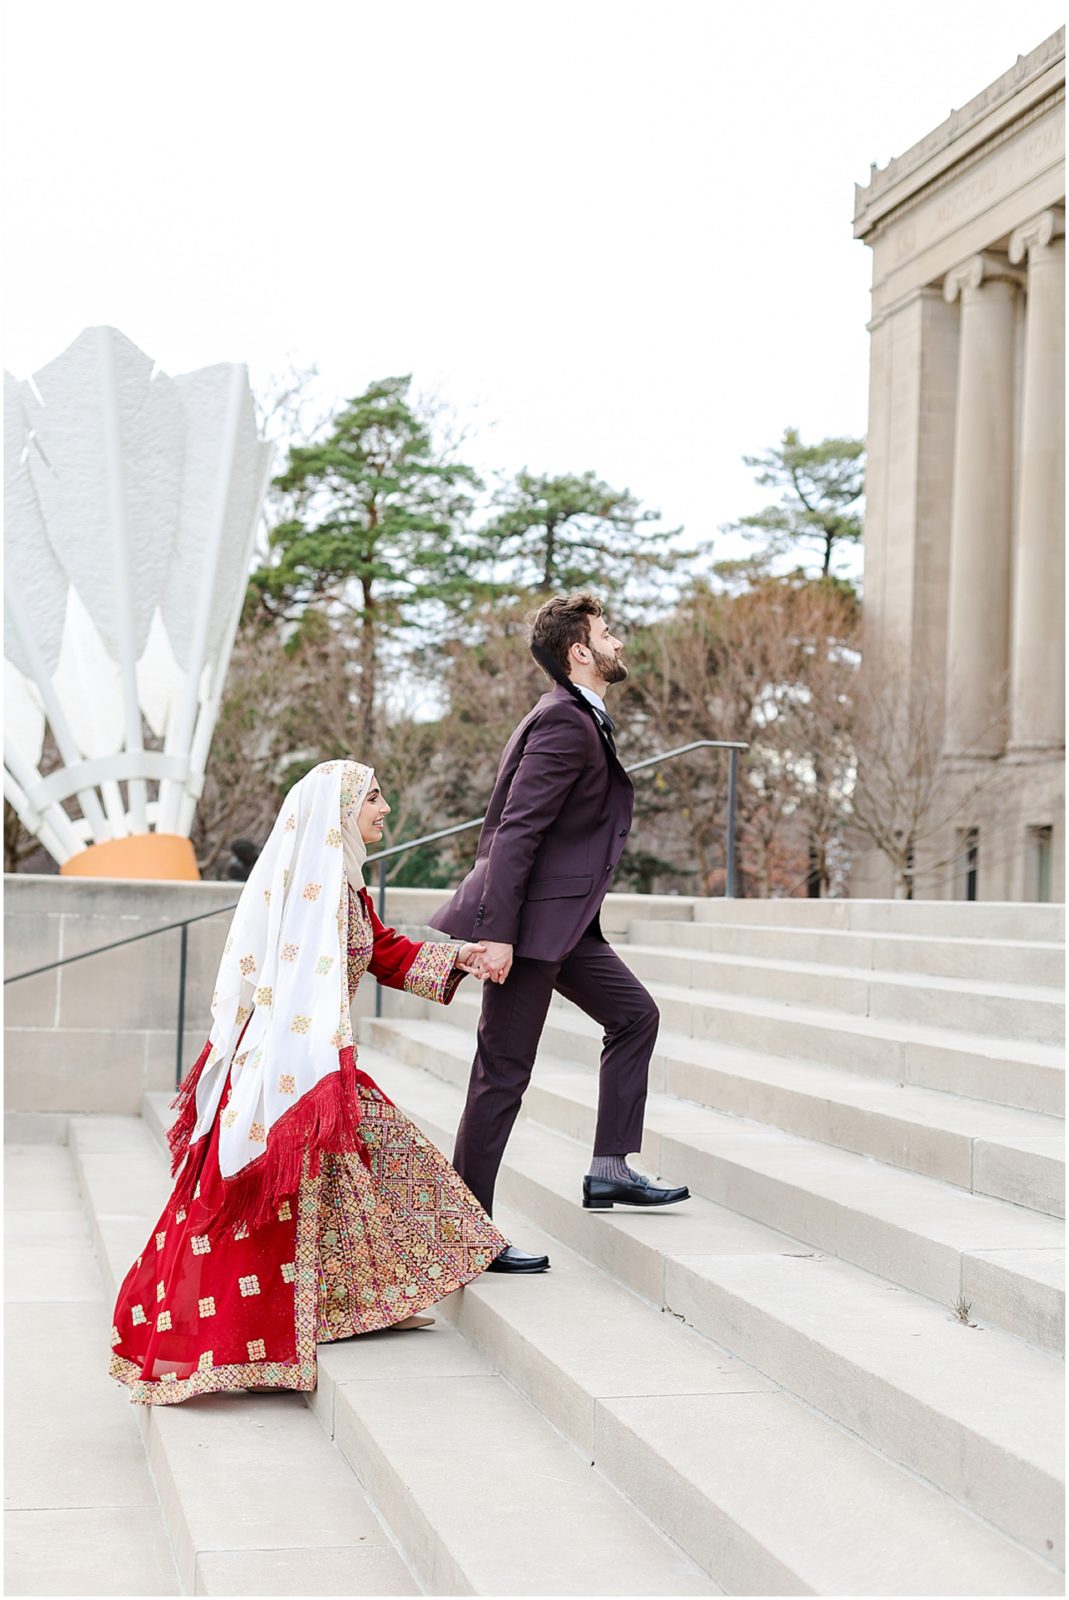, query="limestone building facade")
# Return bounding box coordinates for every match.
[853,30,1065,902]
